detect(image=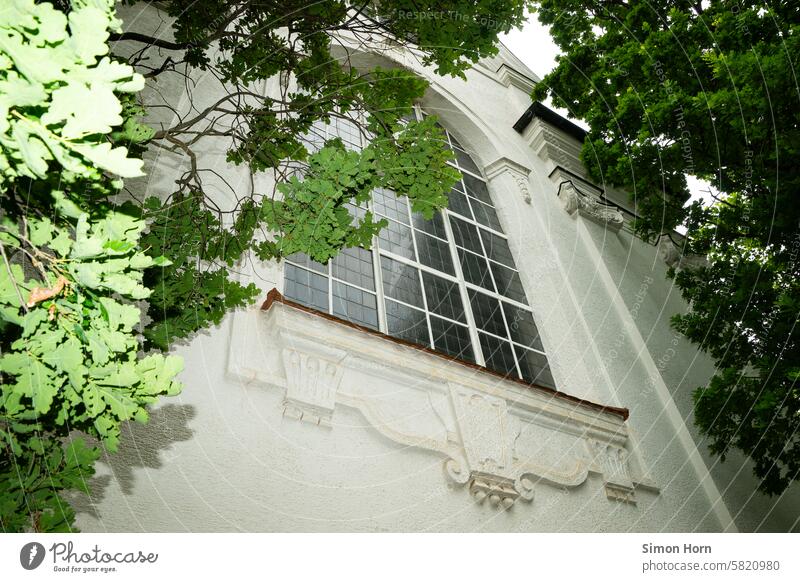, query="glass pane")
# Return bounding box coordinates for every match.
[285,252,327,274]
[422,272,466,323]
[462,173,492,204]
[468,290,507,337]
[469,197,503,231]
[479,333,518,377]
[344,202,366,221]
[446,188,473,219]
[385,299,430,347]
[430,316,475,362]
[490,262,528,304]
[331,247,375,291]
[373,188,409,224]
[415,231,455,275]
[503,304,544,351]
[377,218,415,259]
[380,256,424,307]
[332,281,378,329]
[454,148,481,176]
[457,249,495,291]
[448,216,484,255]
[284,264,328,312]
[479,230,515,267]
[333,116,363,149]
[516,346,556,389]
[411,210,448,239]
